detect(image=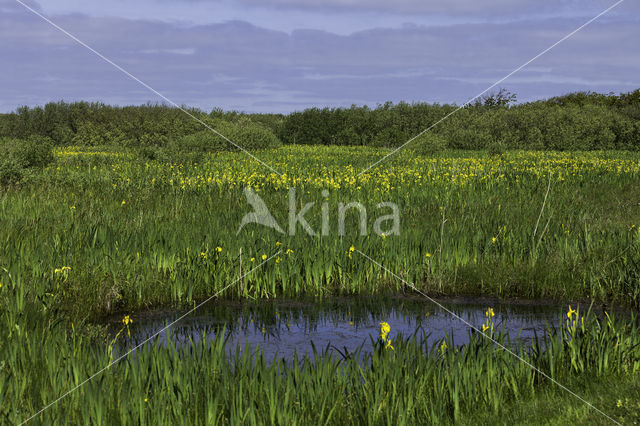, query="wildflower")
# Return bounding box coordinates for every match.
[616,399,623,408]
[485,307,495,318]
[275,256,282,264]
[261,254,267,261]
[566,305,577,320]
[379,321,391,340]
[261,327,266,334]
[275,241,282,246]
[285,249,294,255]
[250,257,255,263]
[425,311,431,317]
[440,341,448,352]
[70,205,76,211]
[349,321,354,326]
[122,315,132,326]
[482,323,489,333]
[379,322,394,350]
[348,245,355,258]
[425,252,431,258]
[144,398,149,403]
[491,237,497,243]
[54,266,71,274]
[121,200,126,206]
[200,252,207,259]
[381,232,386,239]
[216,246,222,253]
